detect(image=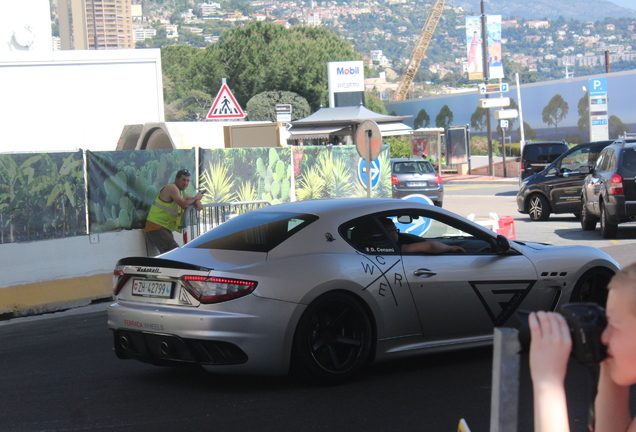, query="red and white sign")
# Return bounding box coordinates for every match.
[206,81,245,119]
